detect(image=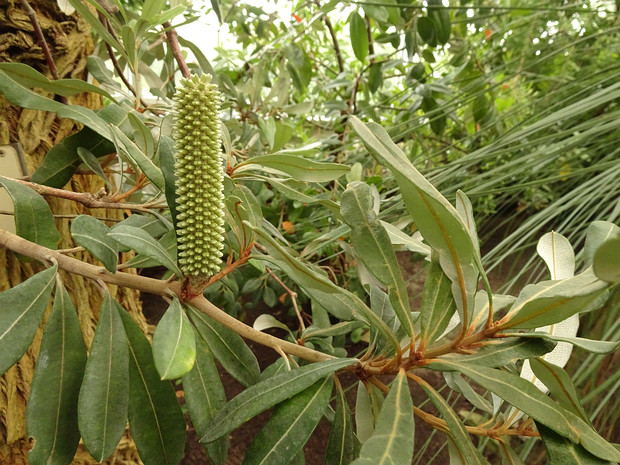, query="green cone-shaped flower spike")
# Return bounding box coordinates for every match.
[174,74,225,278]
